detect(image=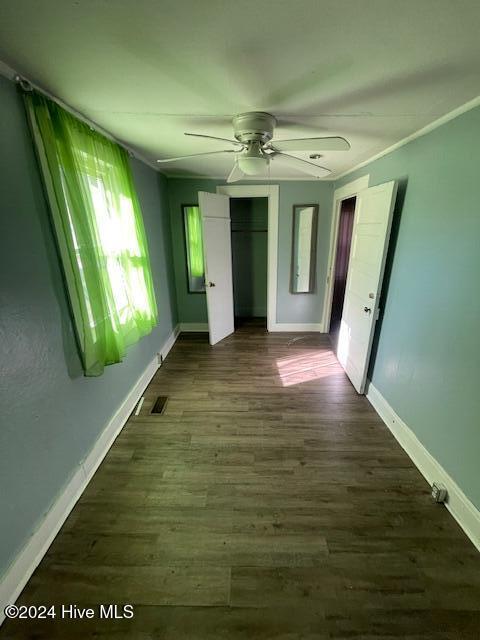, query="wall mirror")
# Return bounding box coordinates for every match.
[183,205,206,293]
[290,204,318,294]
